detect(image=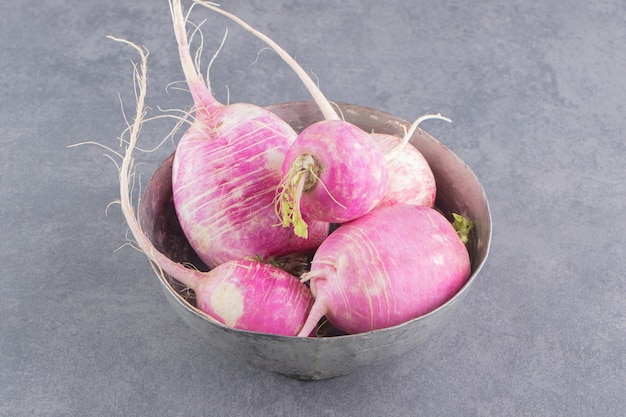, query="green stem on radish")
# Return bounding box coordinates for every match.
[275,154,319,238]
[275,153,348,238]
[452,213,473,245]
